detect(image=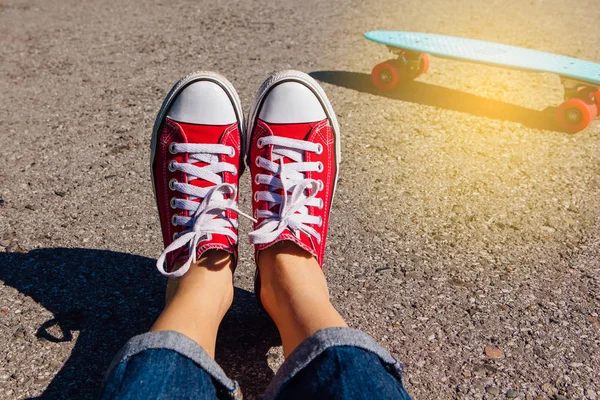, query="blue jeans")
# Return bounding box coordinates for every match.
[101,328,411,399]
